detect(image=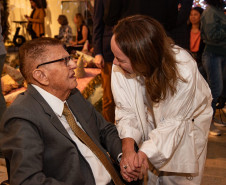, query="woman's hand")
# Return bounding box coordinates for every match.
[94,55,104,68]
[69,40,77,46]
[24,15,29,20]
[137,151,149,179]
